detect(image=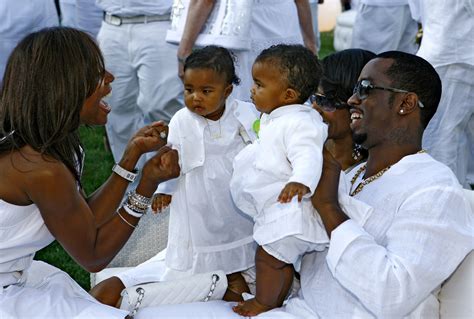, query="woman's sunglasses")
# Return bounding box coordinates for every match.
[353,79,425,108]
[309,93,347,112]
